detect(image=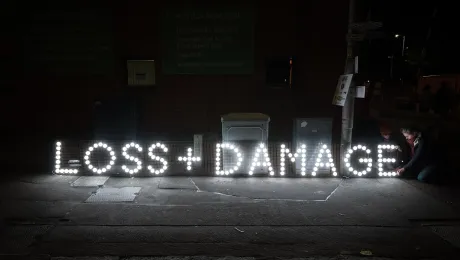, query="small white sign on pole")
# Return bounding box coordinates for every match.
[332,74,353,106]
[356,85,366,98]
